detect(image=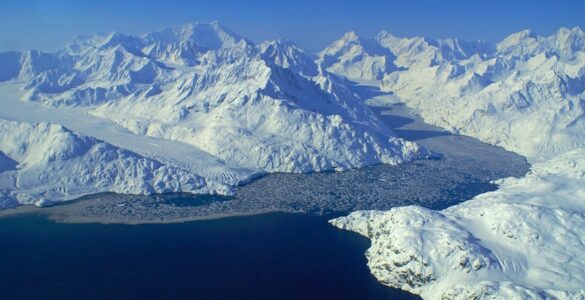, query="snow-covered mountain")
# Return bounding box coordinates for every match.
[327,27,585,299]
[260,39,319,77]
[318,31,399,81]
[321,27,585,159]
[0,22,428,206]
